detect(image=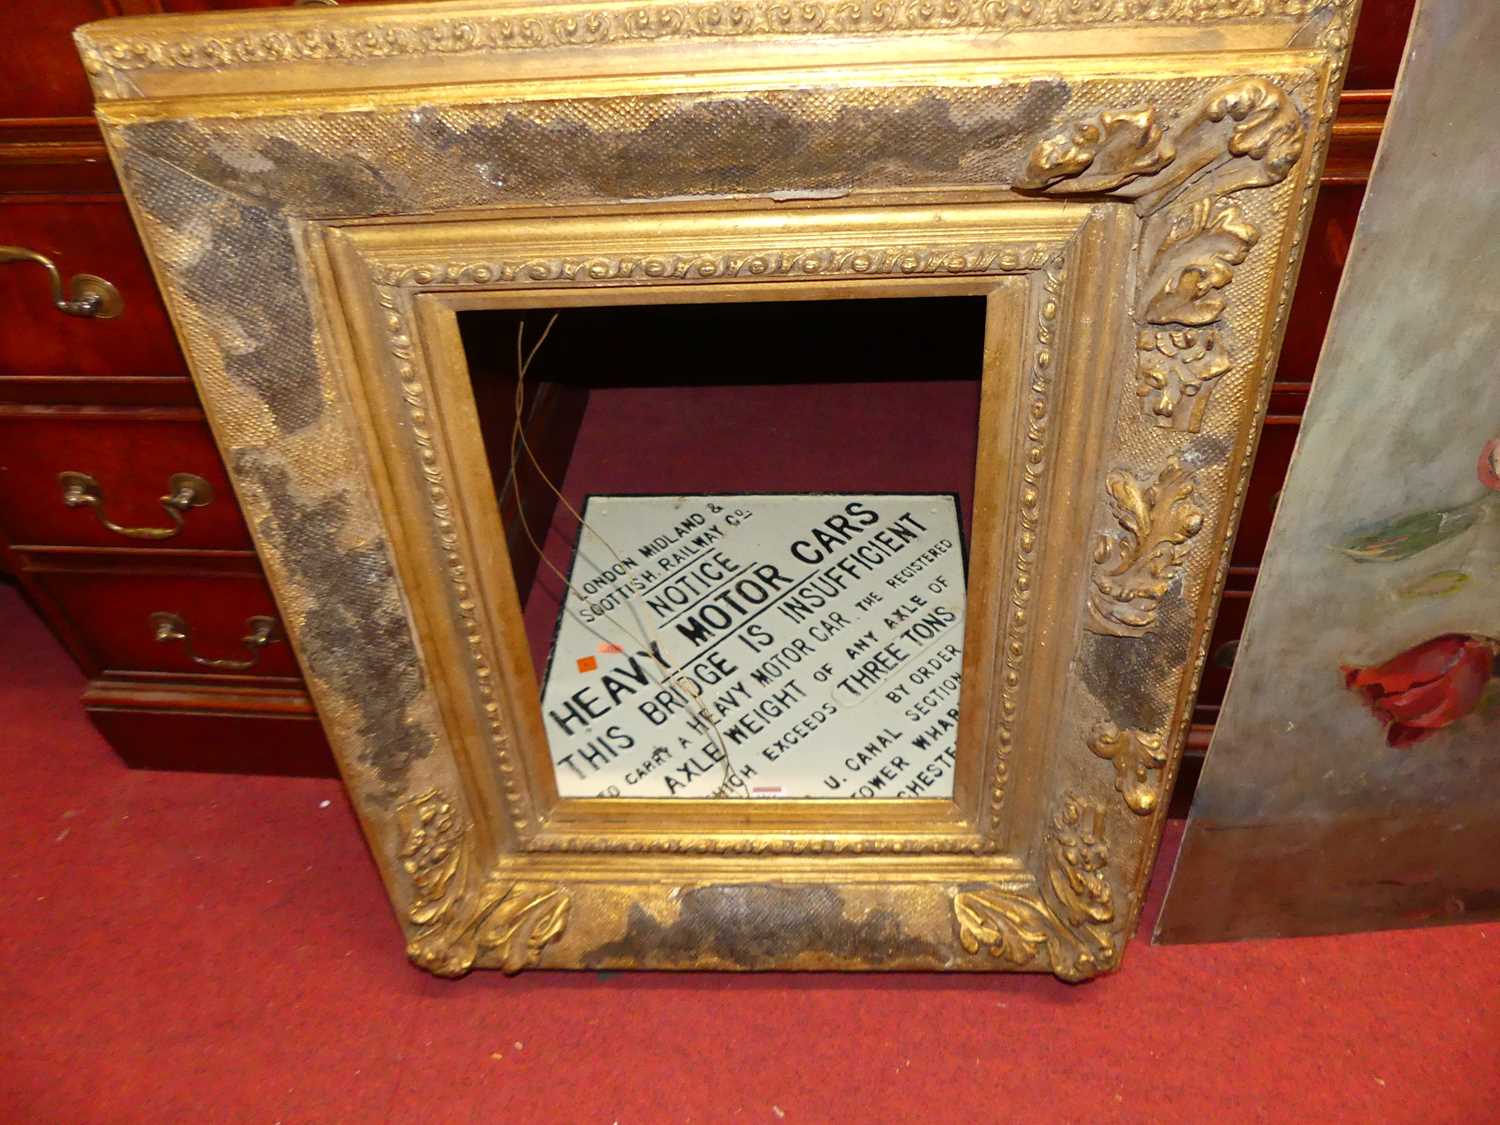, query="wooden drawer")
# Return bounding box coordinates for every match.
[0,2,119,120]
[87,701,335,776]
[0,407,251,550]
[0,198,186,376]
[0,374,197,406]
[0,120,119,197]
[83,680,336,777]
[17,551,301,682]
